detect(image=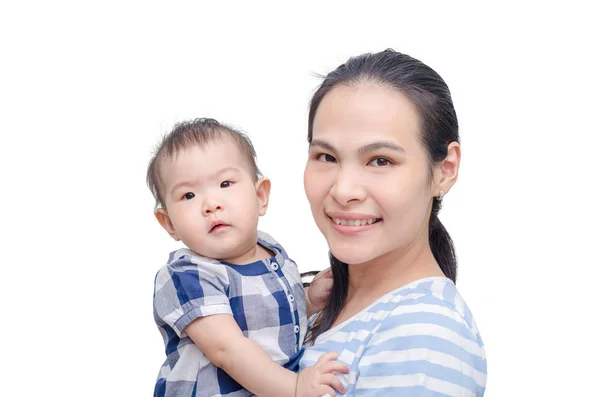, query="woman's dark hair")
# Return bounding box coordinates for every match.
[305,49,459,344]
